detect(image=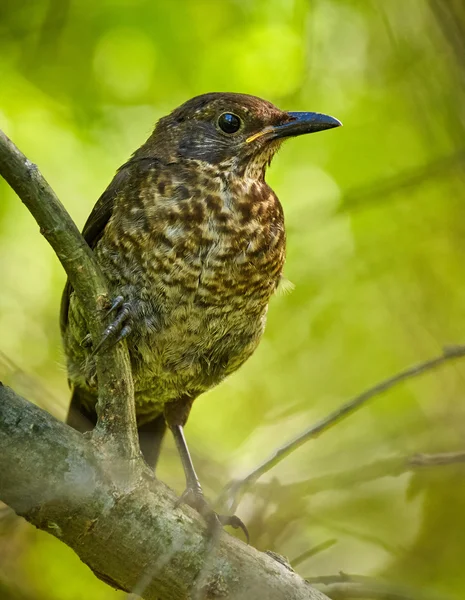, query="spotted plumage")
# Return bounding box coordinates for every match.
[64,158,285,419]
